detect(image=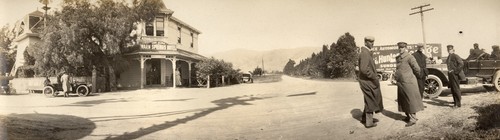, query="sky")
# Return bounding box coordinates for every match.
[1,0,499,57]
